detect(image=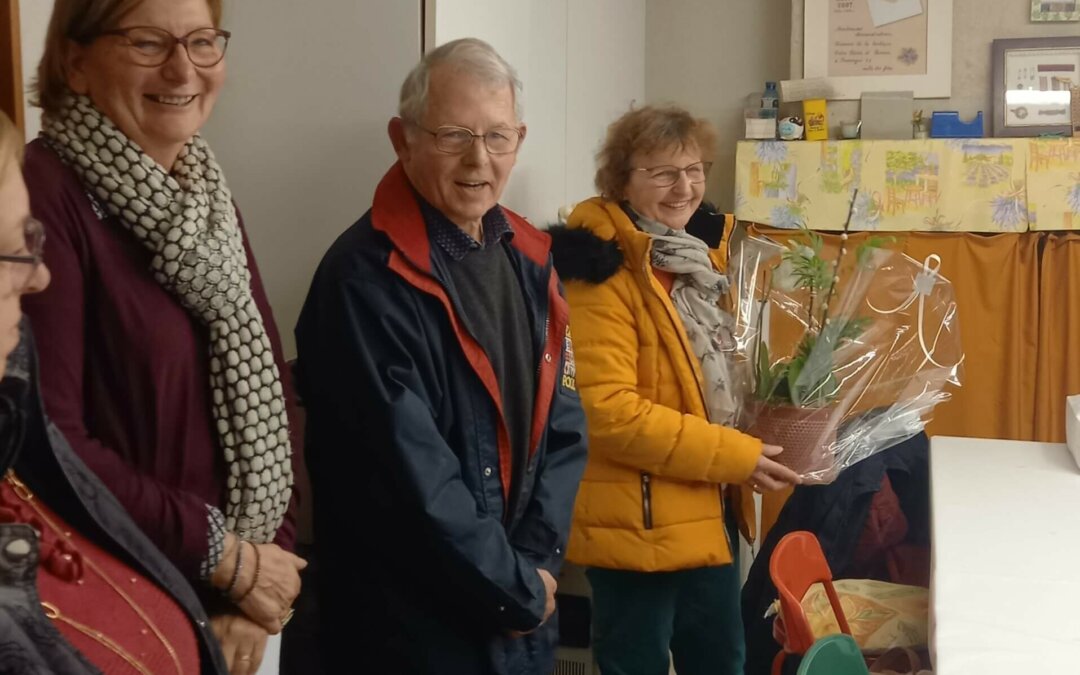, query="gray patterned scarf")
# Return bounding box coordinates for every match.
[634,211,740,426]
[41,95,293,543]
